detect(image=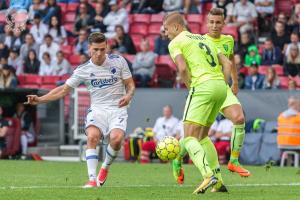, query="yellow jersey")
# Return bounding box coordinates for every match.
[204,34,234,59]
